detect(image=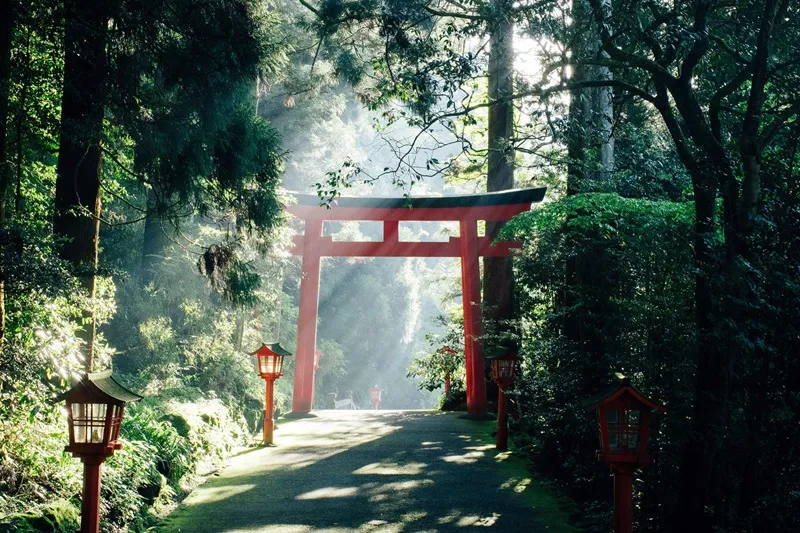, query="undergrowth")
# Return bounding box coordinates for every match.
[0,386,255,533]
